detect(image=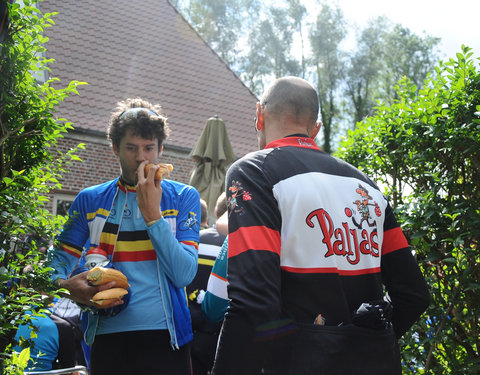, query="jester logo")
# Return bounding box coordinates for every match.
[228,180,252,216]
[345,184,381,229]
